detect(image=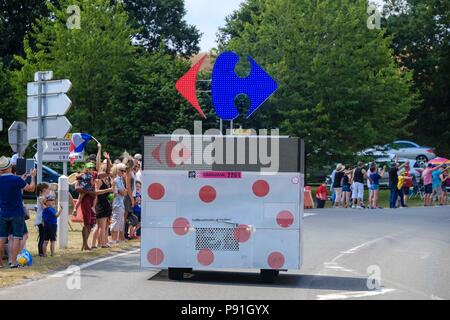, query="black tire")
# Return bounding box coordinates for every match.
[168,268,191,280]
[260,269,279,283]
[416,155,428,165]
